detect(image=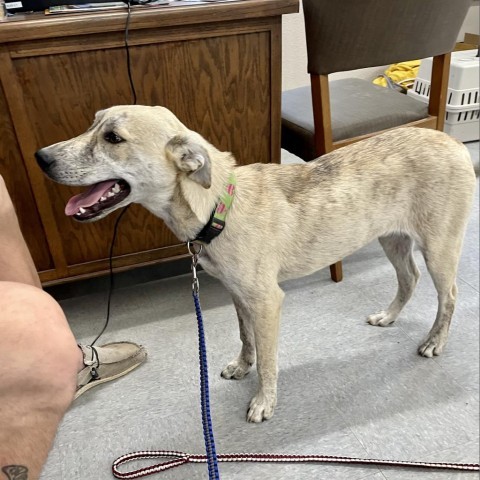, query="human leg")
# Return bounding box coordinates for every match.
[0,279,147,480]
[0,282,79,480]
[0,175,41,288]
